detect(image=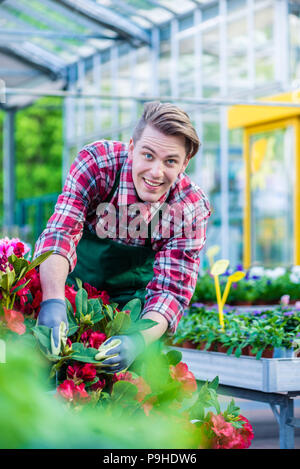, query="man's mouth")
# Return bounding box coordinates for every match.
[143,178,164,188]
